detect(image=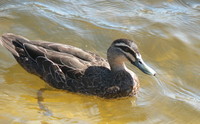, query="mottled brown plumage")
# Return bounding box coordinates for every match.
[0,33,156,98]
